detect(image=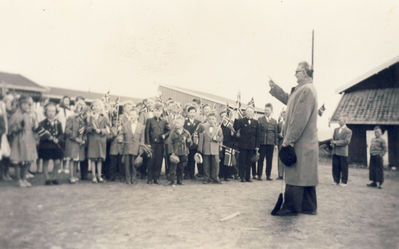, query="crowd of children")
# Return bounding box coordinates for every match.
[0,91,387,188]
